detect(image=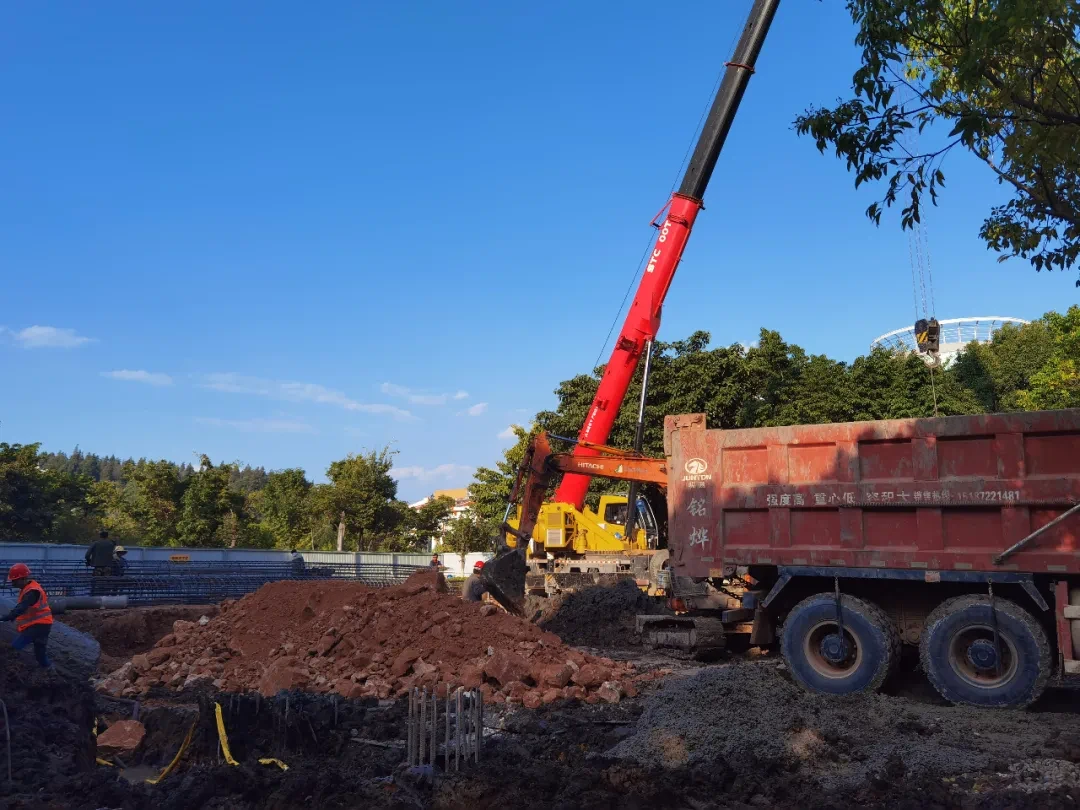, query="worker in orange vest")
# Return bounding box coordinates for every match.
[1,563,54,669]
